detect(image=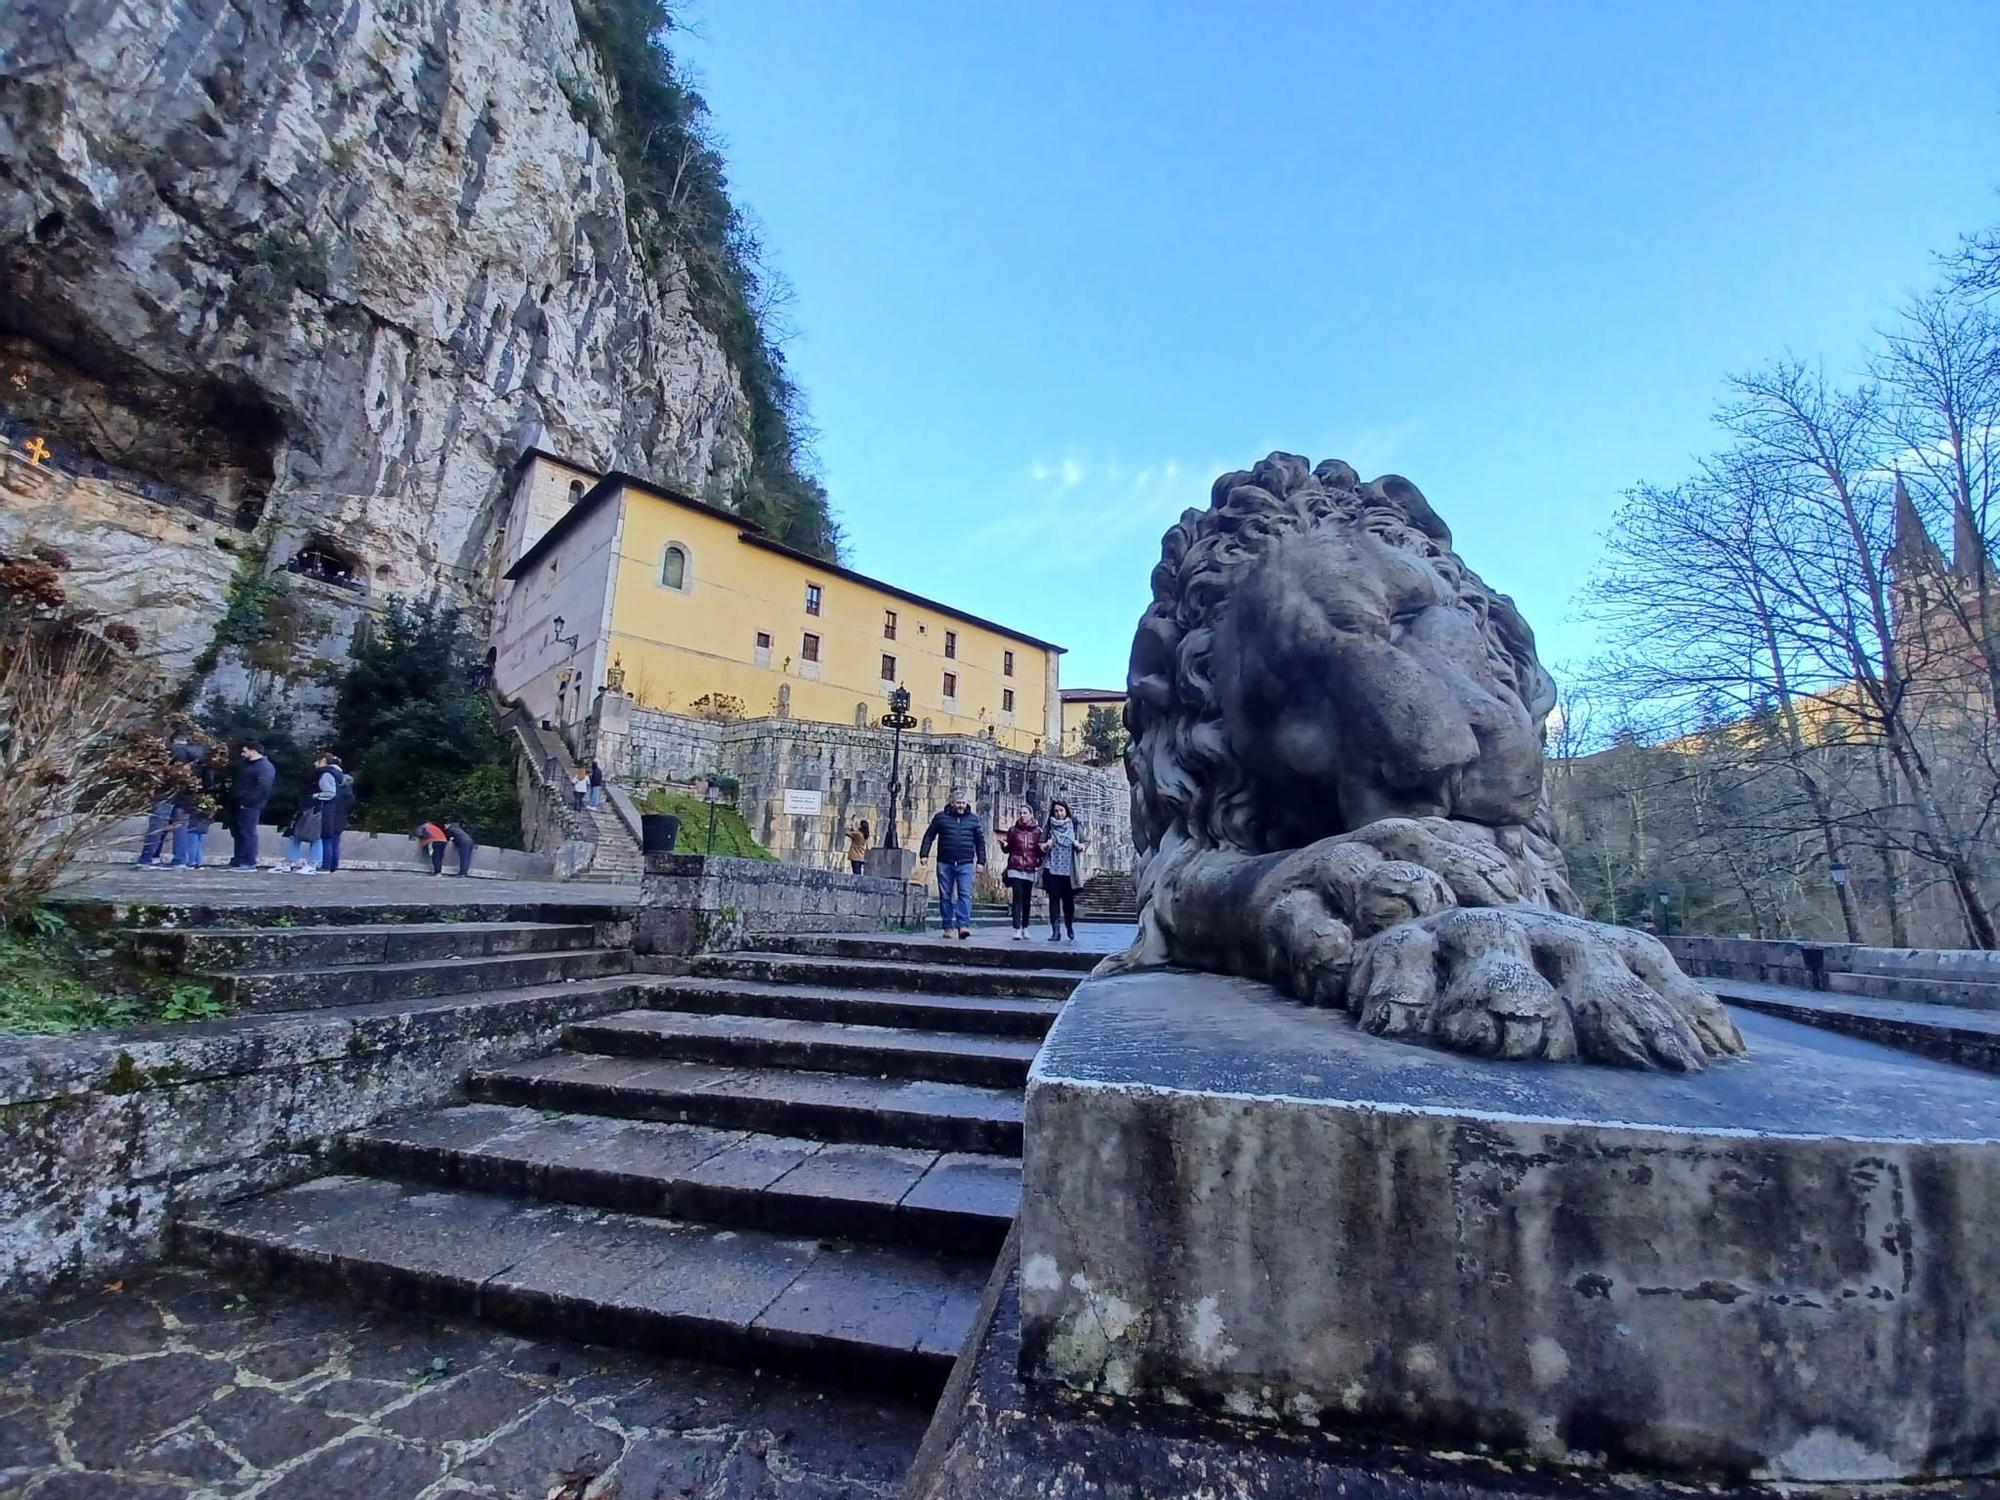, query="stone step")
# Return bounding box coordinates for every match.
[212,947,632,1011]
[1716,982,2000,1074]
[346,1103,1018,1254]
[471,1052,1024,1154]
[73,897,633,930]
[1826,970,2000,1011]
[178,1174,984,1395]
[690,951,1079,1001]
[128,919,603,972]
[762,932,1100,974]
[639,975,1062,1038]
[568,1009,1040,1088]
